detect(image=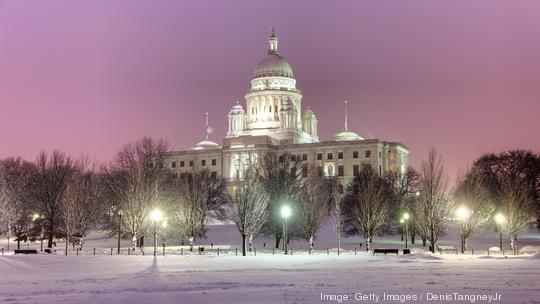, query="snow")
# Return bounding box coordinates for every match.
[1,222,539,304]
